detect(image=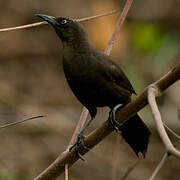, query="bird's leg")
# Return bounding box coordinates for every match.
[108,104,123,132]
[69,117,94,160]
